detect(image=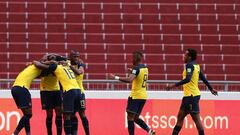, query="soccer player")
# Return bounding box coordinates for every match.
[166,49,218,135]
[11,63,42,135]
[40,73,62,135]
[33,57,82,135]
[68,50,90,135]
[108,51,155,135]
[11,54,60,135]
